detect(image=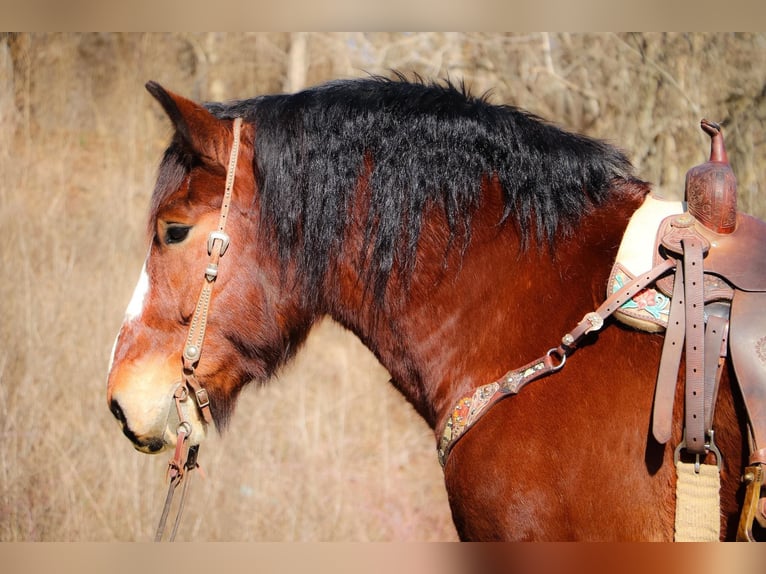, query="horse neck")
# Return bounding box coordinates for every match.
[326,180,648,435]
